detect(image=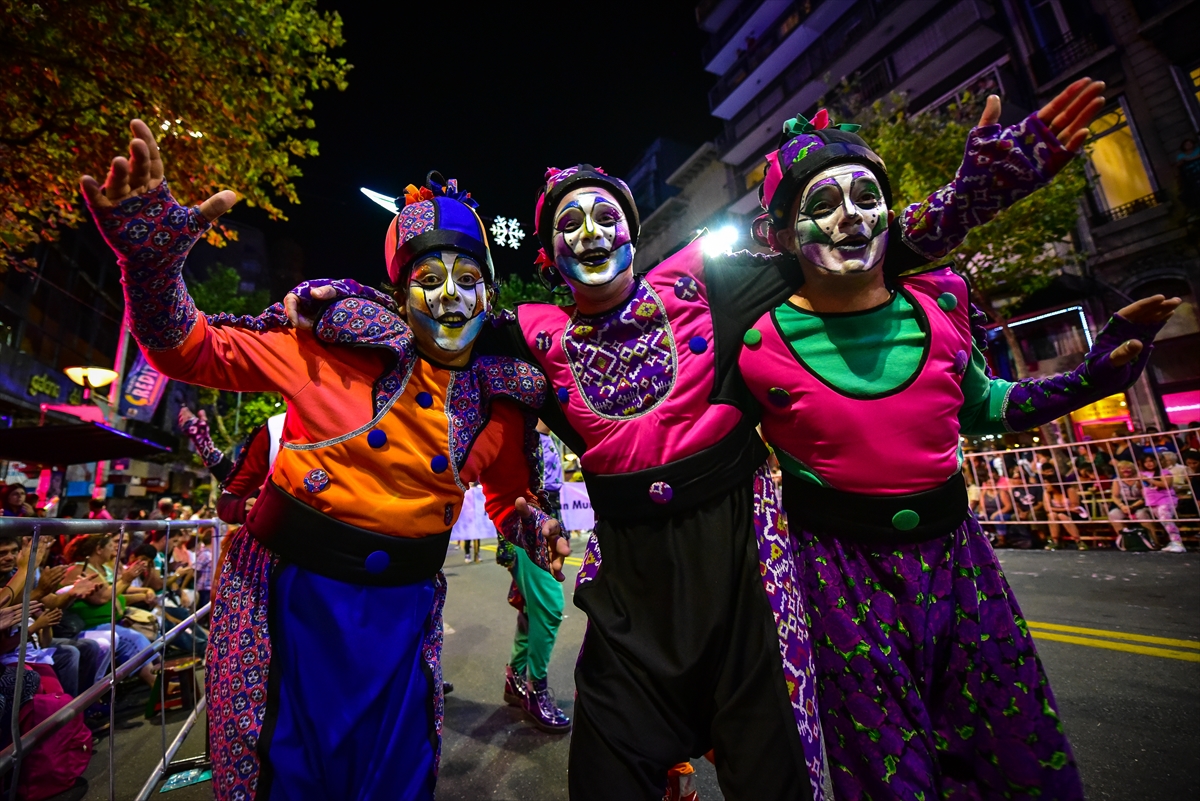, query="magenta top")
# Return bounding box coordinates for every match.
[516,239,744,475]
[740,268,972,495]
